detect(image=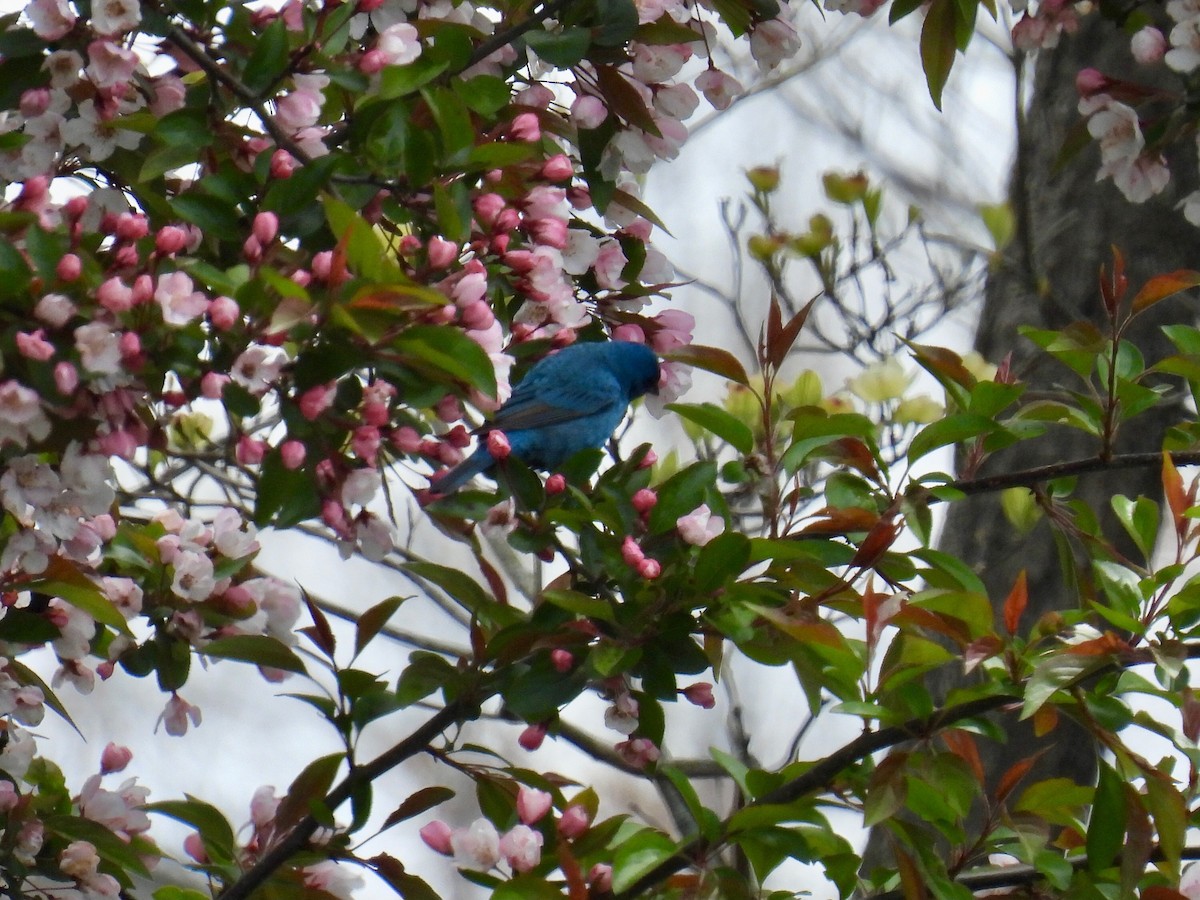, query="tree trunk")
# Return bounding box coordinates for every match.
[861,17,1200,877]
